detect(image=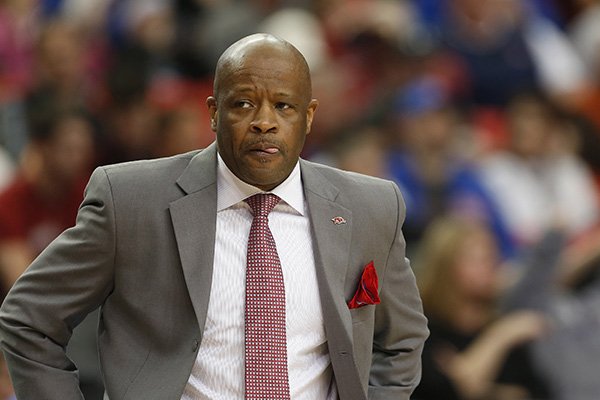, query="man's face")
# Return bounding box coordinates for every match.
[208,48,317,191]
